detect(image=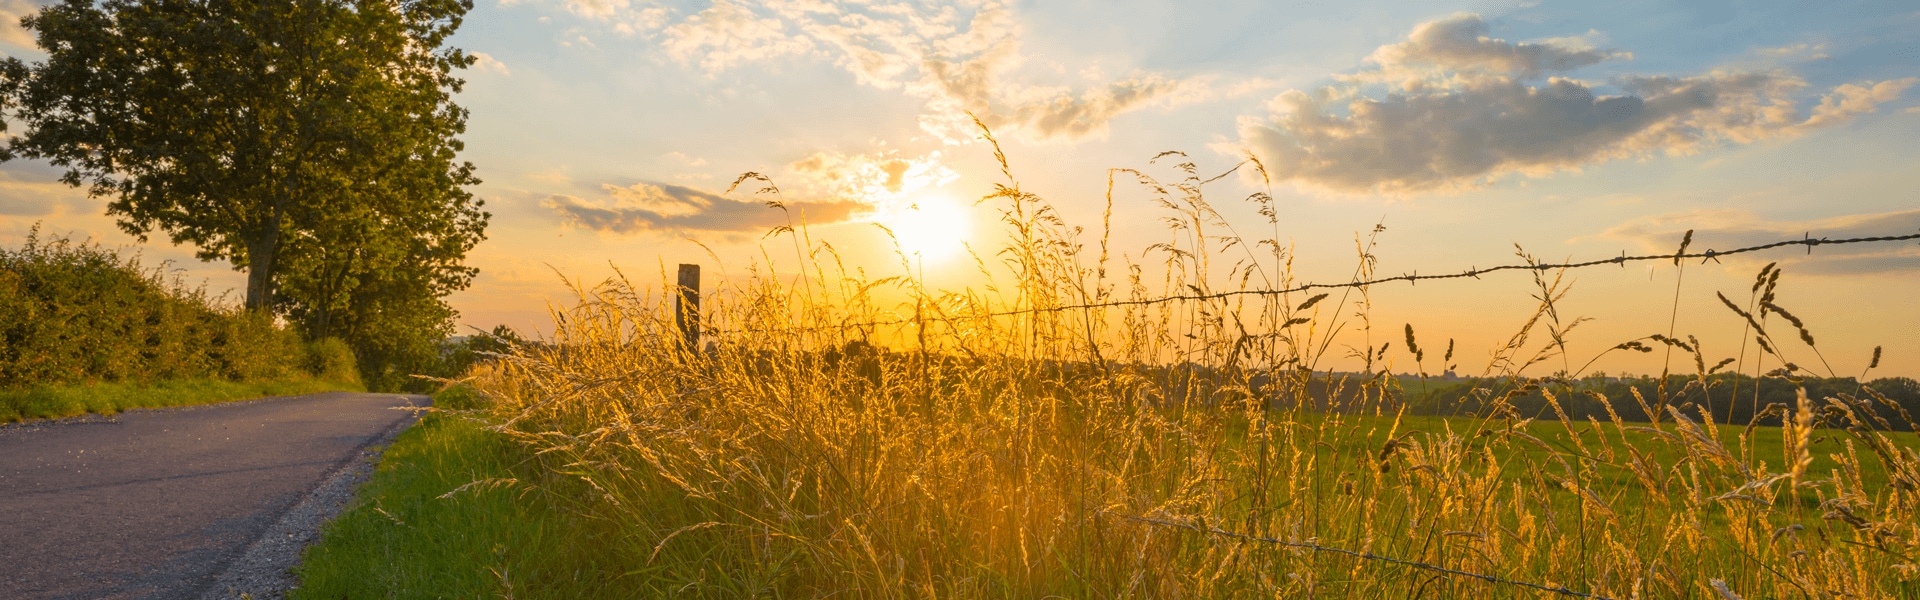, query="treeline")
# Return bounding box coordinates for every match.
[1404,373,1920,430]
[0,229,354,388]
